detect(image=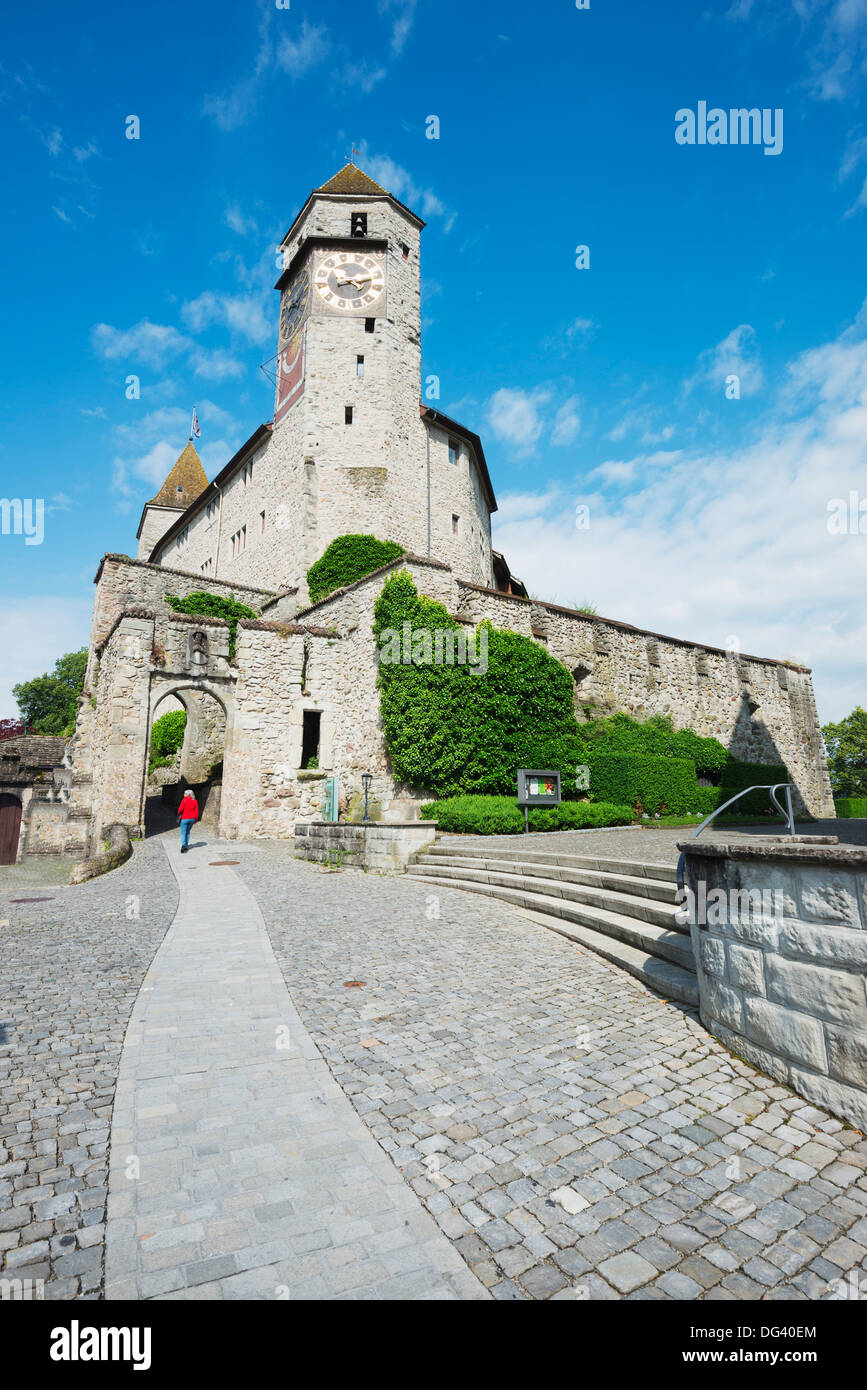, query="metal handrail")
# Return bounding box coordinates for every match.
[675,783,795,892]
